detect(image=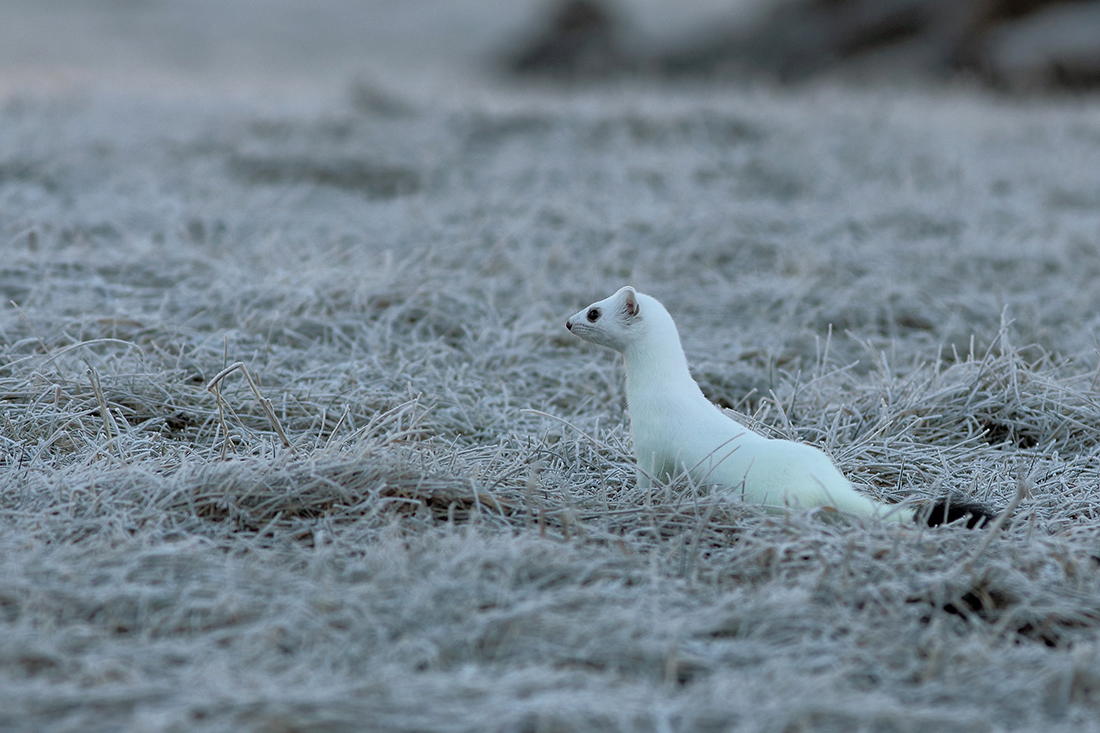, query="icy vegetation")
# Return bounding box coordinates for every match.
[3,76,1100,731]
